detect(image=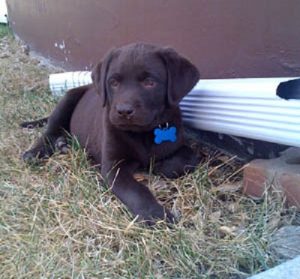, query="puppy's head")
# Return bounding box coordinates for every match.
[92,43,199,131]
